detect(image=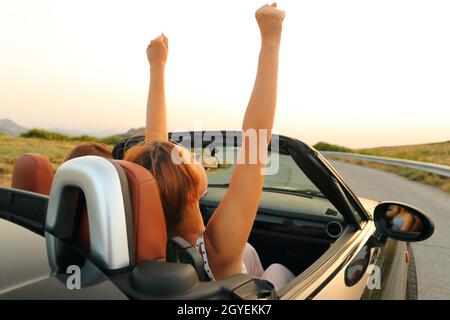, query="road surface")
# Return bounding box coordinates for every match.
[330,161,450,300]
